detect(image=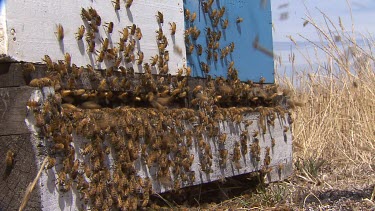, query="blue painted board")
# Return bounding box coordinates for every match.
[184,0,274,83]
